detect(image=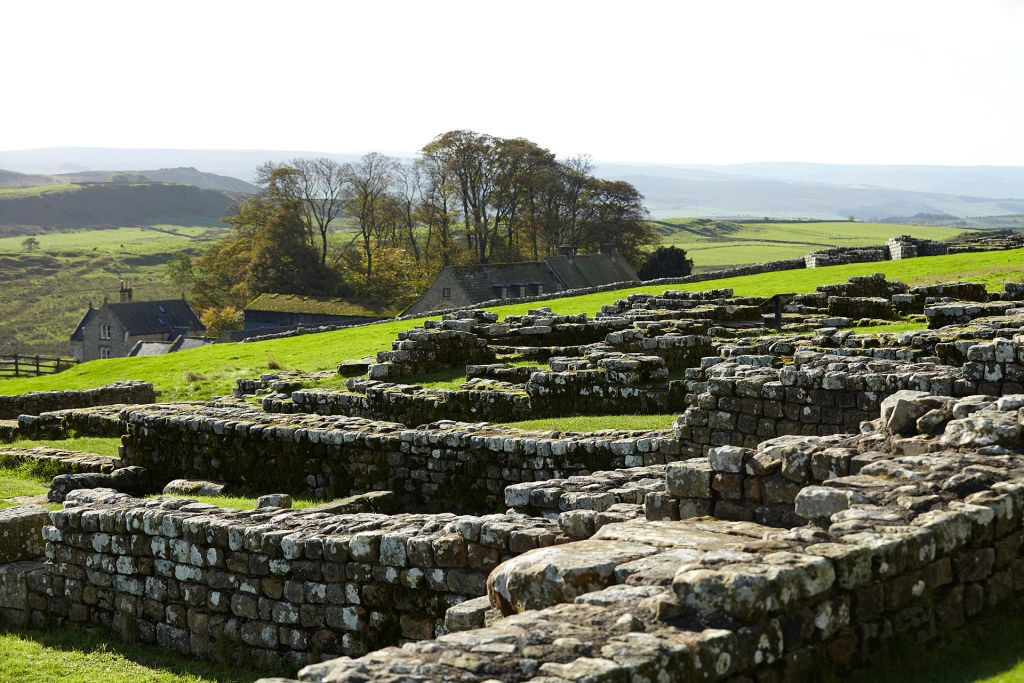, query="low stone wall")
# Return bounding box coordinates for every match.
[0,381,155,420]
[926,301,1019,328]
[120,404,683,511]
[17,404,133,439]
[674,351,964,455]
[0,446,121,476]
[31,497,565,668]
